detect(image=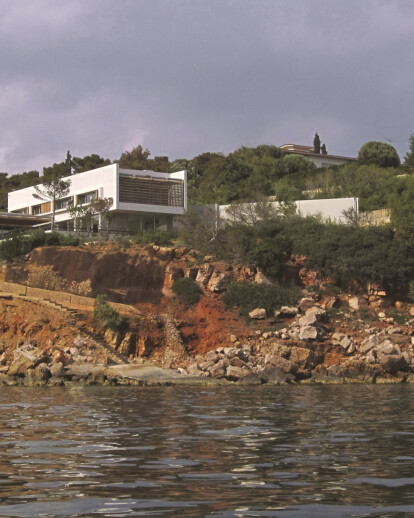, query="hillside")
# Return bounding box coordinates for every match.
[0,242,413,386]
